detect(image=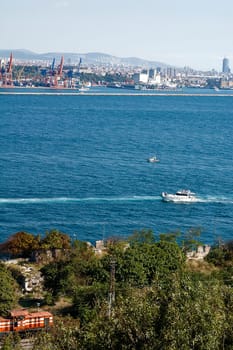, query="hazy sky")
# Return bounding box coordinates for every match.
[1,0,232,70]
